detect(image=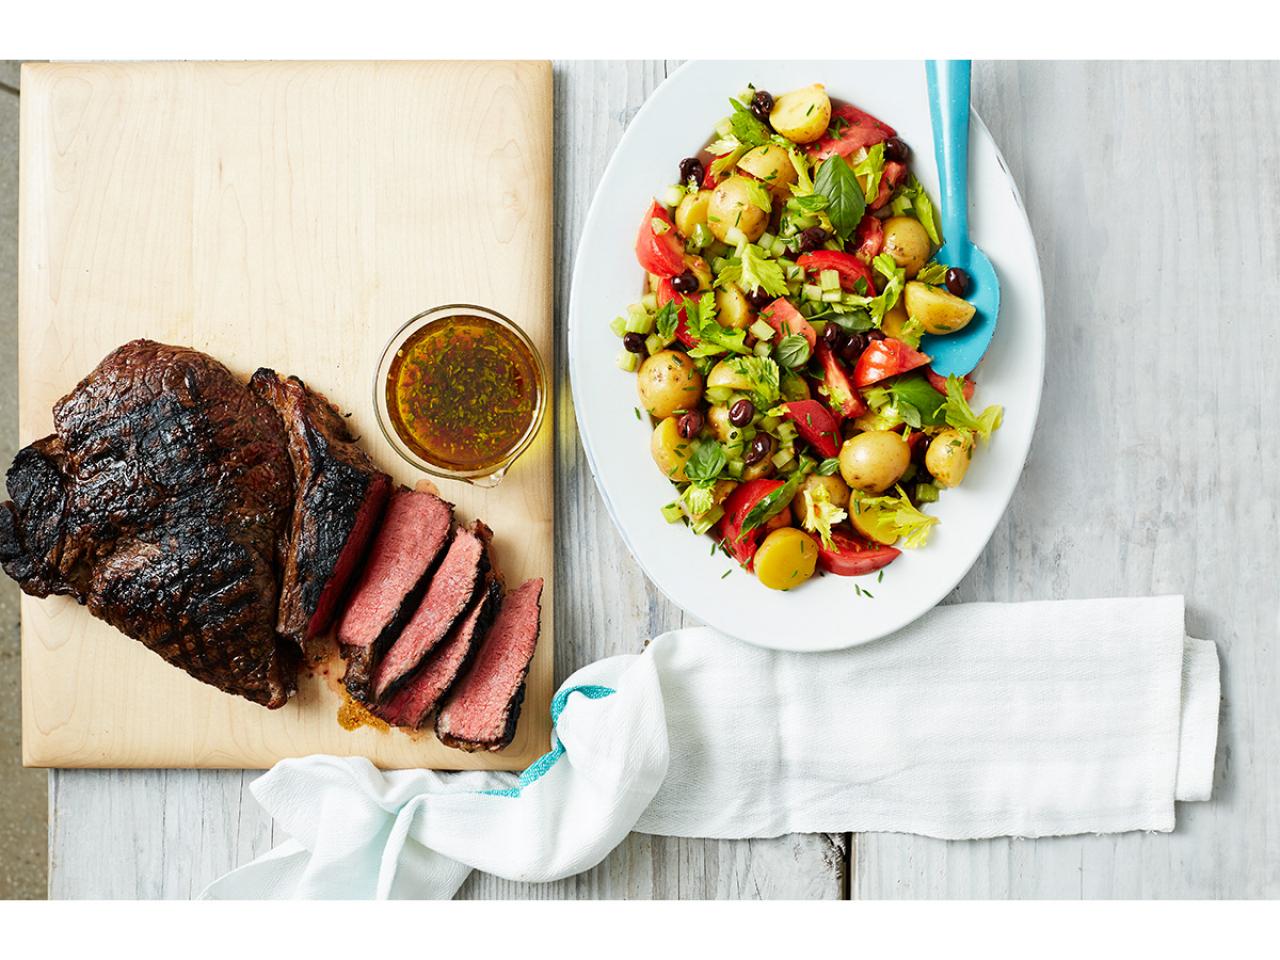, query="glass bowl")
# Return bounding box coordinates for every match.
[374,304,547,487]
